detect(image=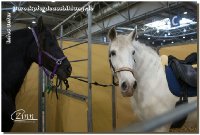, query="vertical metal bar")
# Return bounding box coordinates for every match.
[112,76,116,129]
[59,25,63,89]
[38,68,42,132]
[42,71,46,132]
[87,6,93,132]
[38,68,46,132]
